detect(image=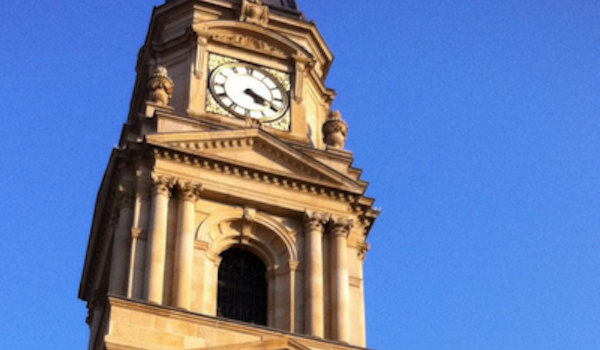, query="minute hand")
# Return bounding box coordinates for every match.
[244,88,279,112]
